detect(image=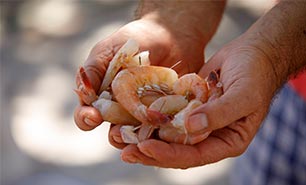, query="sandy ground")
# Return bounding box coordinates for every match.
[1,1,272,185]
